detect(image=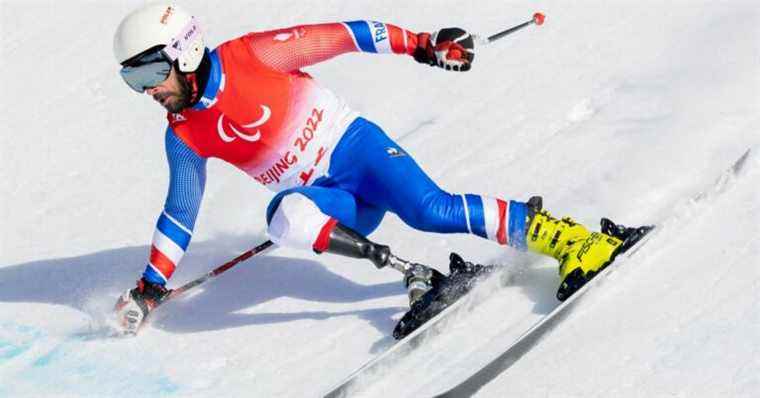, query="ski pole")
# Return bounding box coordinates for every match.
[478,12,545,45]
[165,239,275,301]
